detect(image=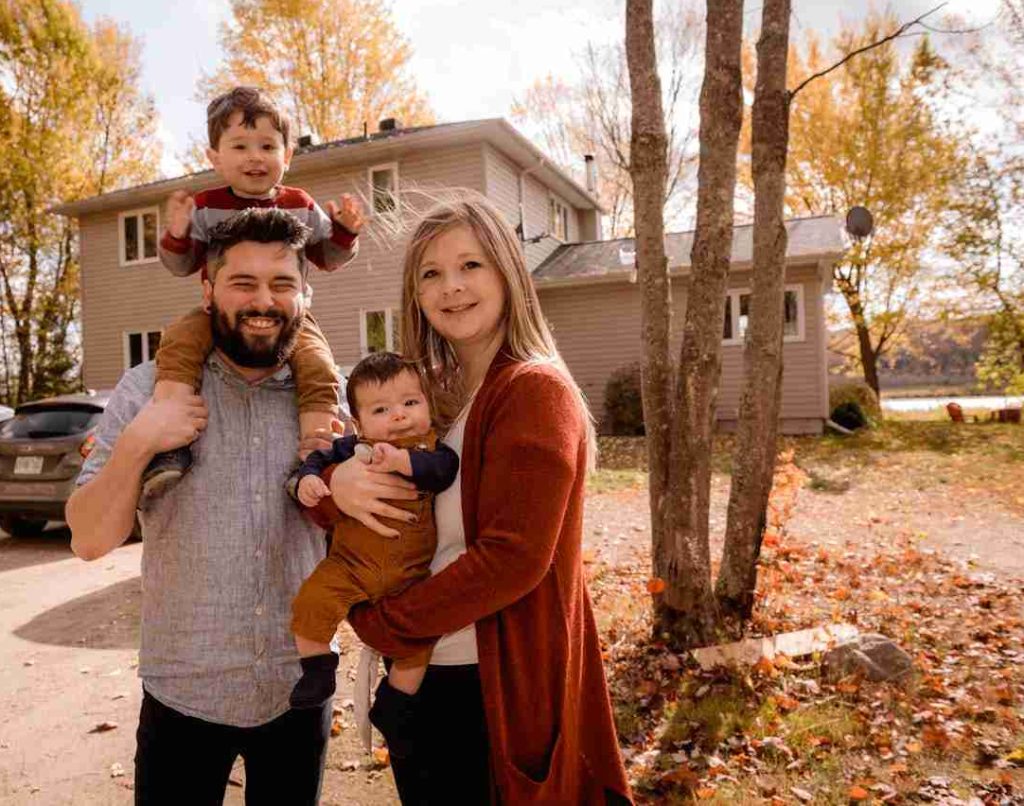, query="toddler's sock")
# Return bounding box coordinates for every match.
[289,652,340,709]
